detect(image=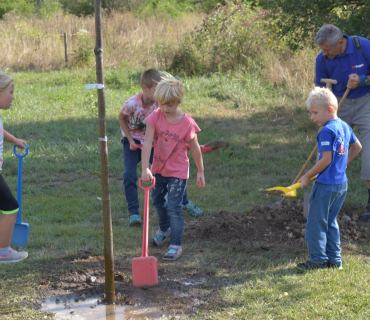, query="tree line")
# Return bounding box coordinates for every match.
[260,0,370,50]
[0,0,220,18]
